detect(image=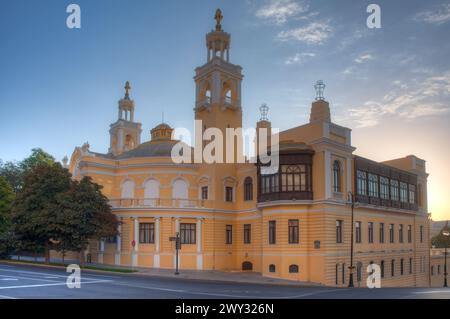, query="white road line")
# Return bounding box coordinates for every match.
[0,294,17,299]
[0,274,61,283]
[413,290,450,294]
[0,278,19,281]
[0,267,113,281]
[0,279,112,290]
